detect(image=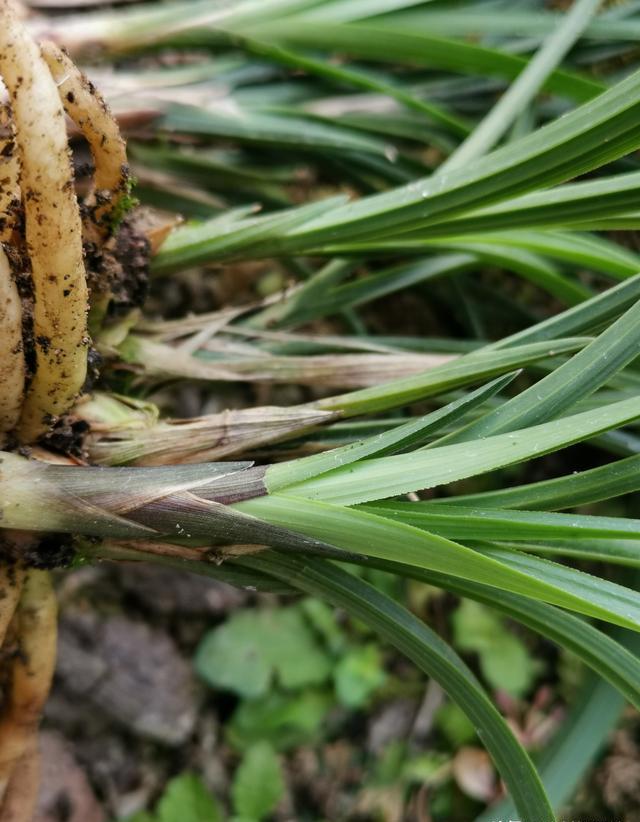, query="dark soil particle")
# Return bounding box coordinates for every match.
[37,335,51,355]
[81,348,103,394]
[0,538,22,575]
[20,534,76,570]
[4,244,36,383]
[0,532,70,572]
[40,416,90,459]
[83,214,150,314]
[109,215,150,313]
